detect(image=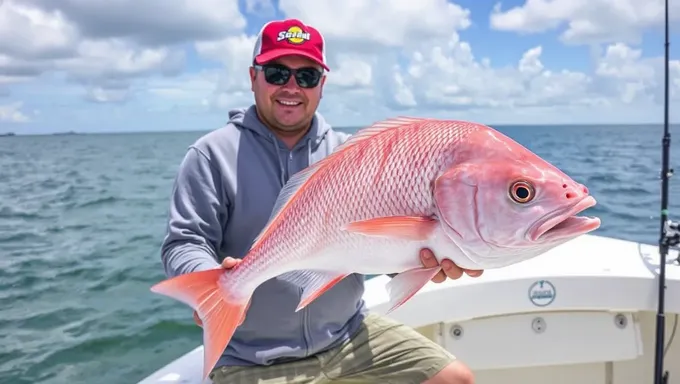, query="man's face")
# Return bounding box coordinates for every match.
[249,55,326,136]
